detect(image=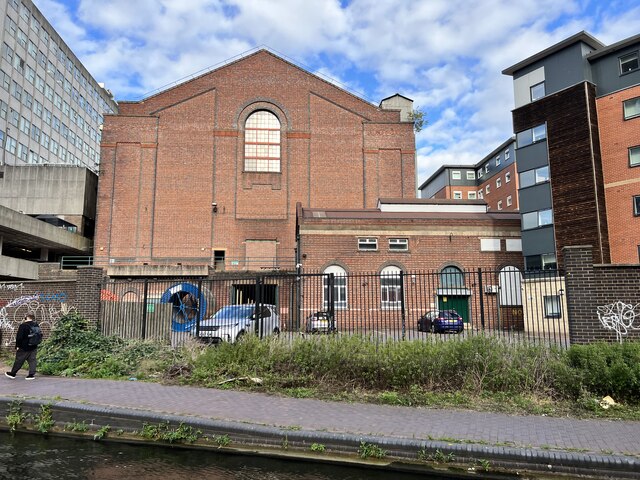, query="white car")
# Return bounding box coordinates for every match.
[193,304,280,343]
